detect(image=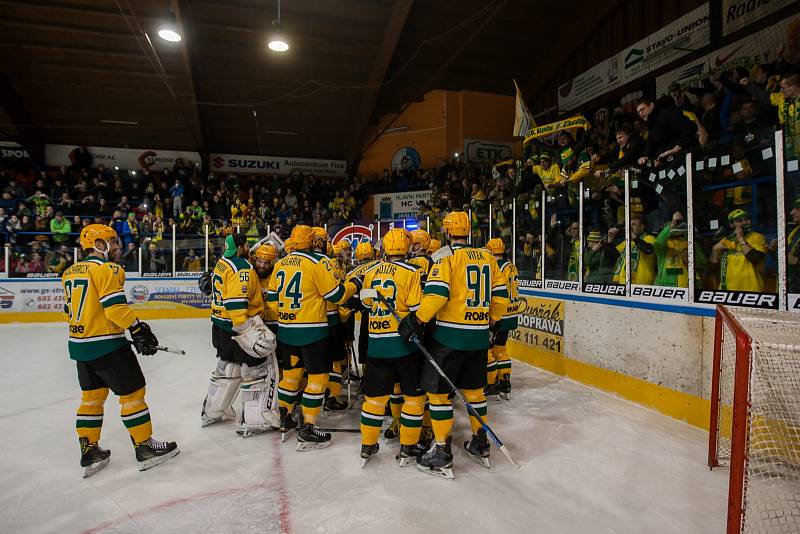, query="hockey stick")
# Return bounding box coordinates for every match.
[361,288,521,469]
[129,341,186,355]
[317,427,360,433]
